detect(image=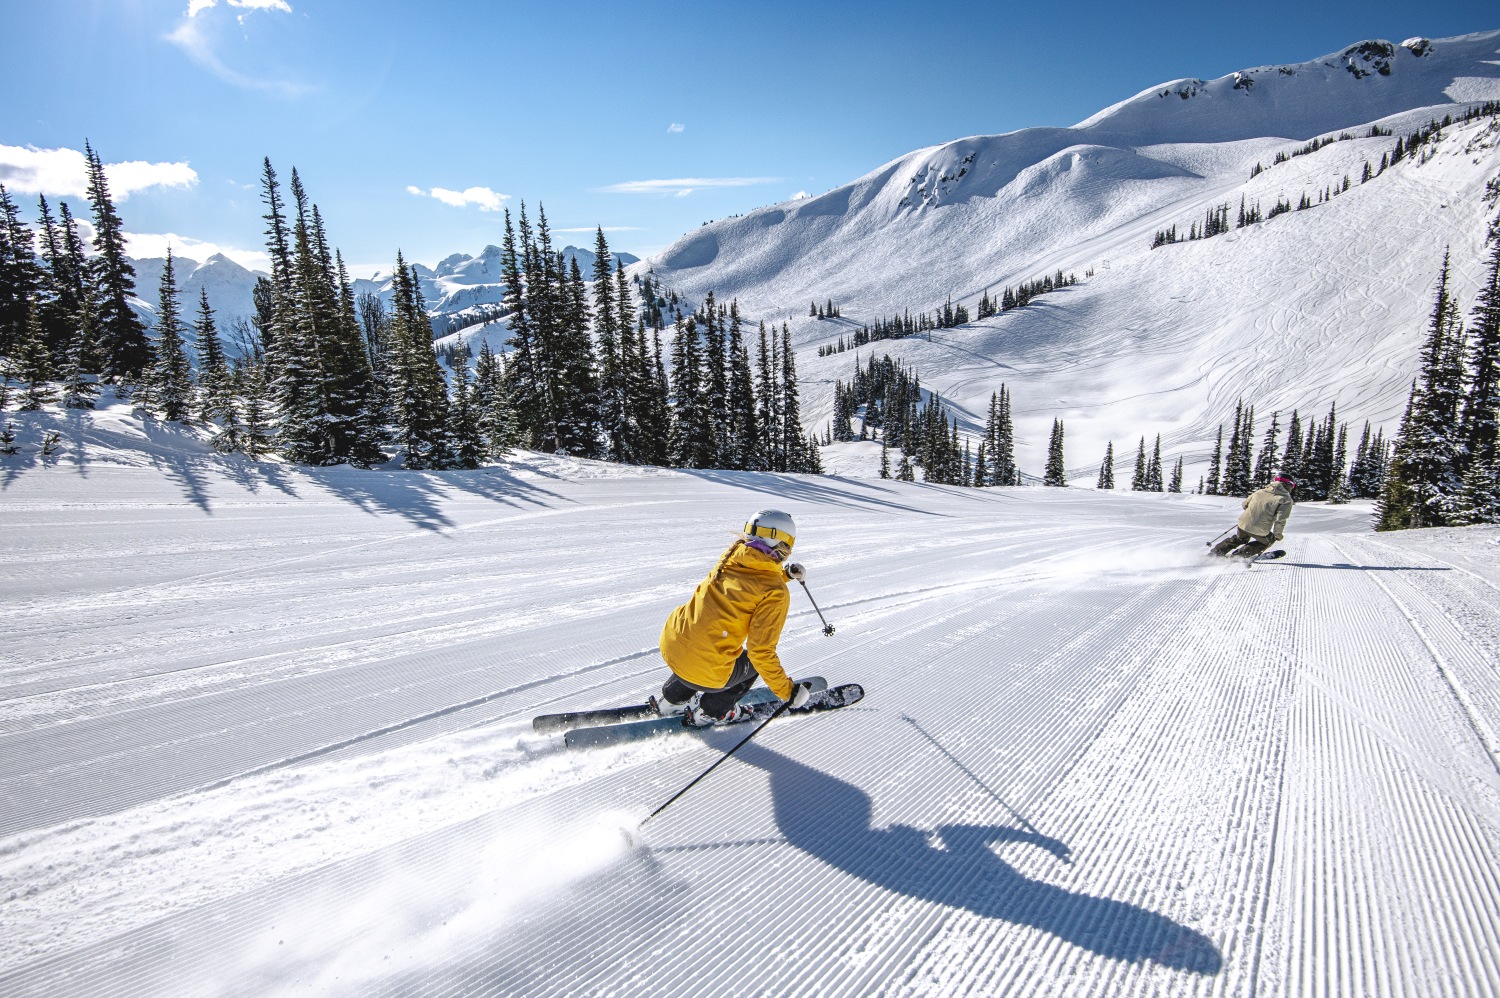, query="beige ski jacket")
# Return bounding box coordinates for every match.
[1237,482,1294,542]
